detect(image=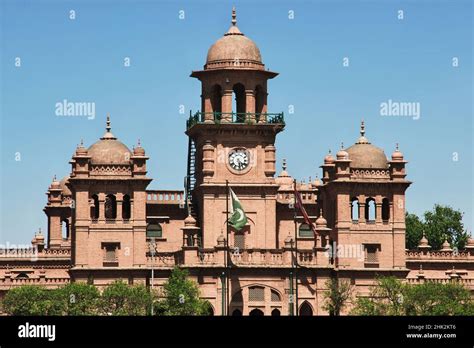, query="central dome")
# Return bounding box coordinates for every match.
[346,122,388,169]
[87,116,131,165]
[205,8,264,70]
